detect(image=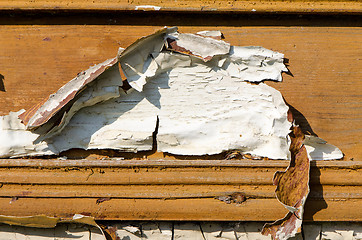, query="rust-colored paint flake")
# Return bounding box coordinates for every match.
[275,126,309,209]
[99,224,119,240]
[262,126,310,240]
[261,211,301,239]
